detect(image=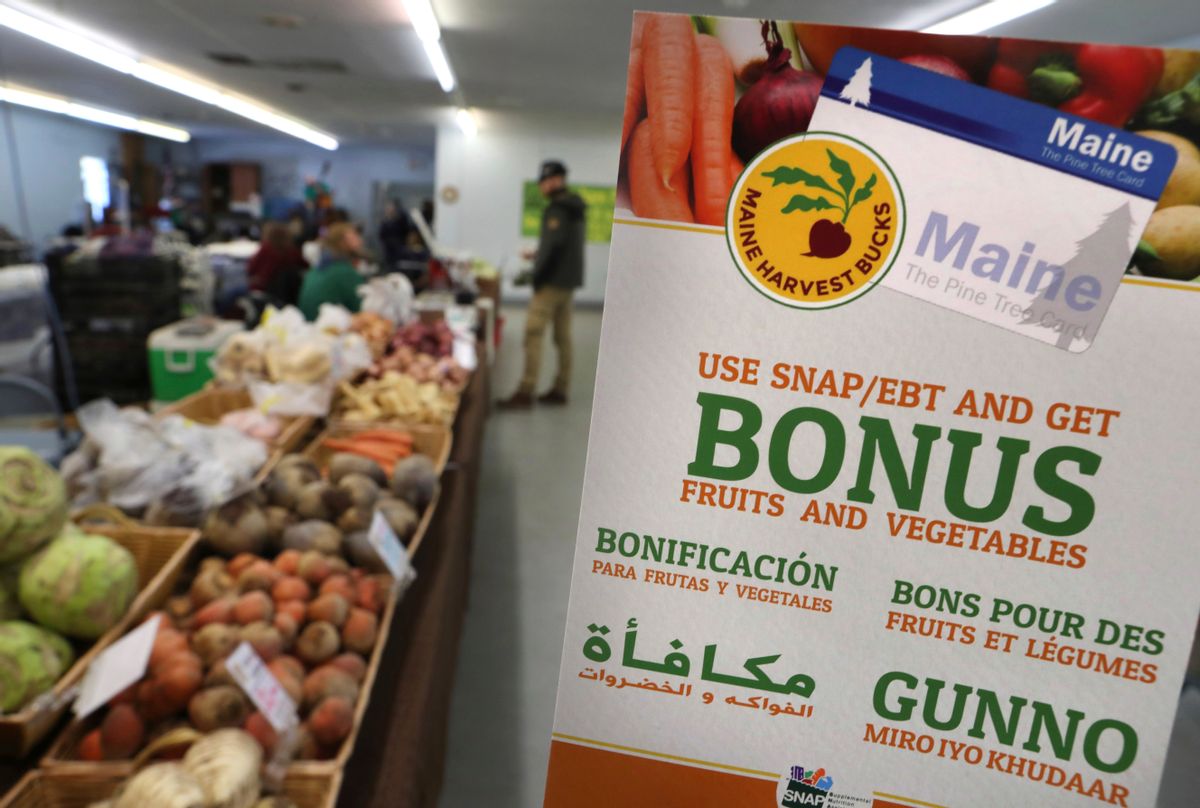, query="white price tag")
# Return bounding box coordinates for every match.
[74,615,160,719]
[368,510,413,580]
[226,642,298,732]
